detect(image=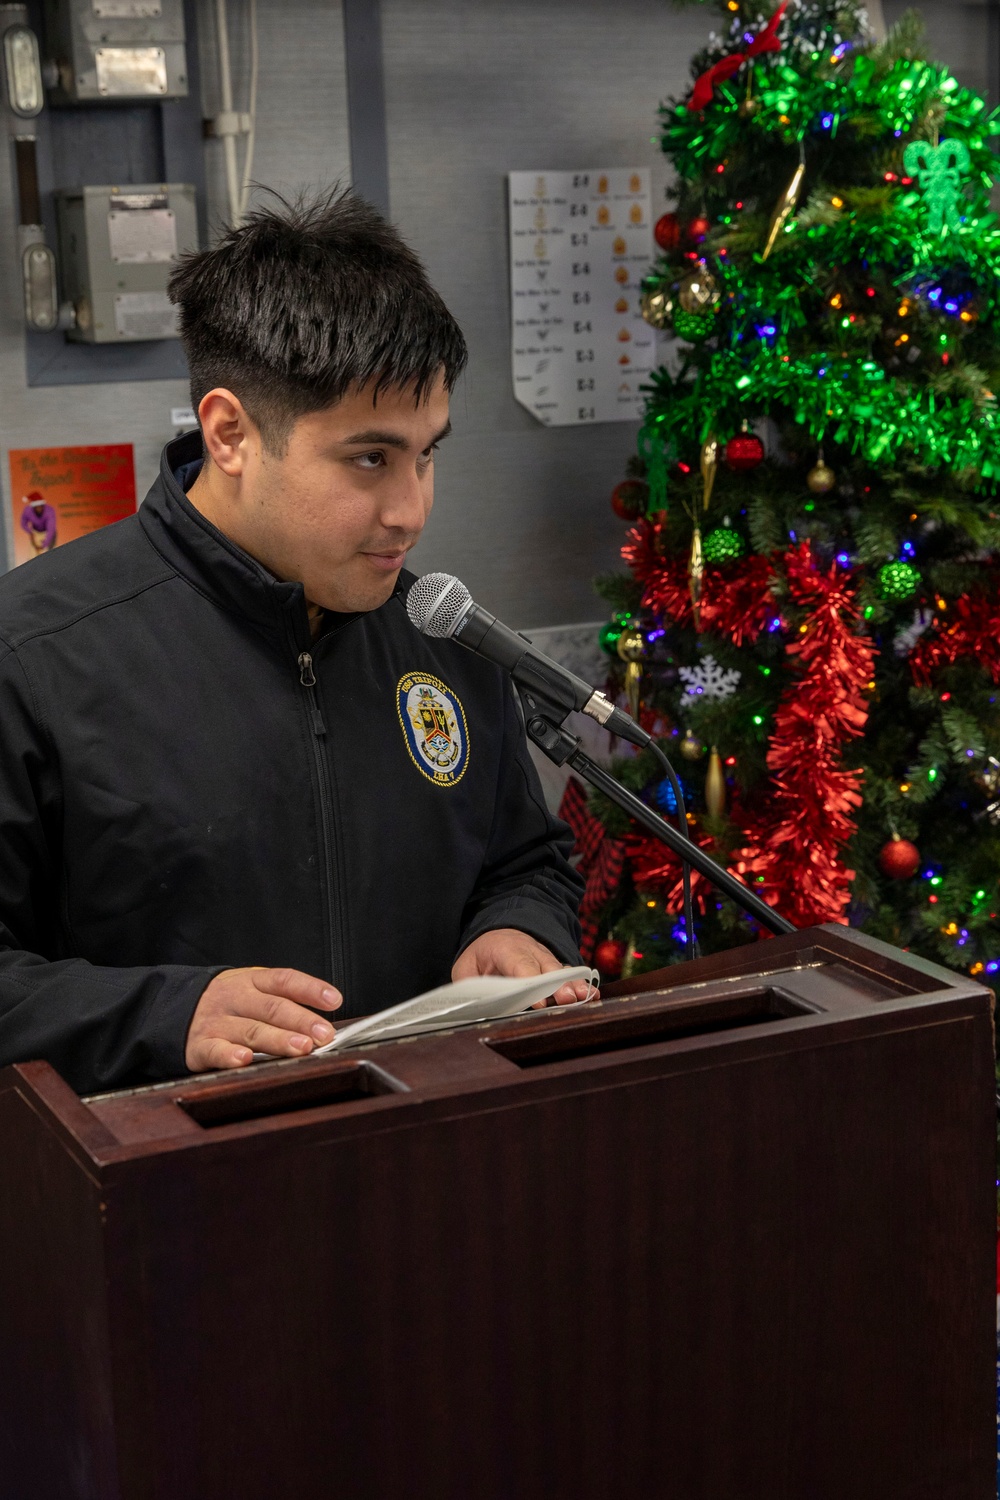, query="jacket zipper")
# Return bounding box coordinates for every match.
[296,648,342,990]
